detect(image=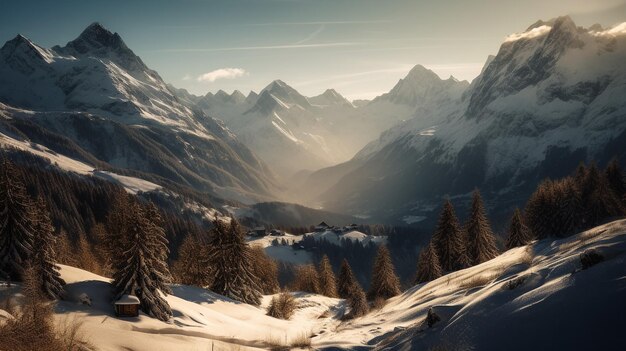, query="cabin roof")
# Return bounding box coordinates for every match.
[115,295,140,305]
[317,221,329,227]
